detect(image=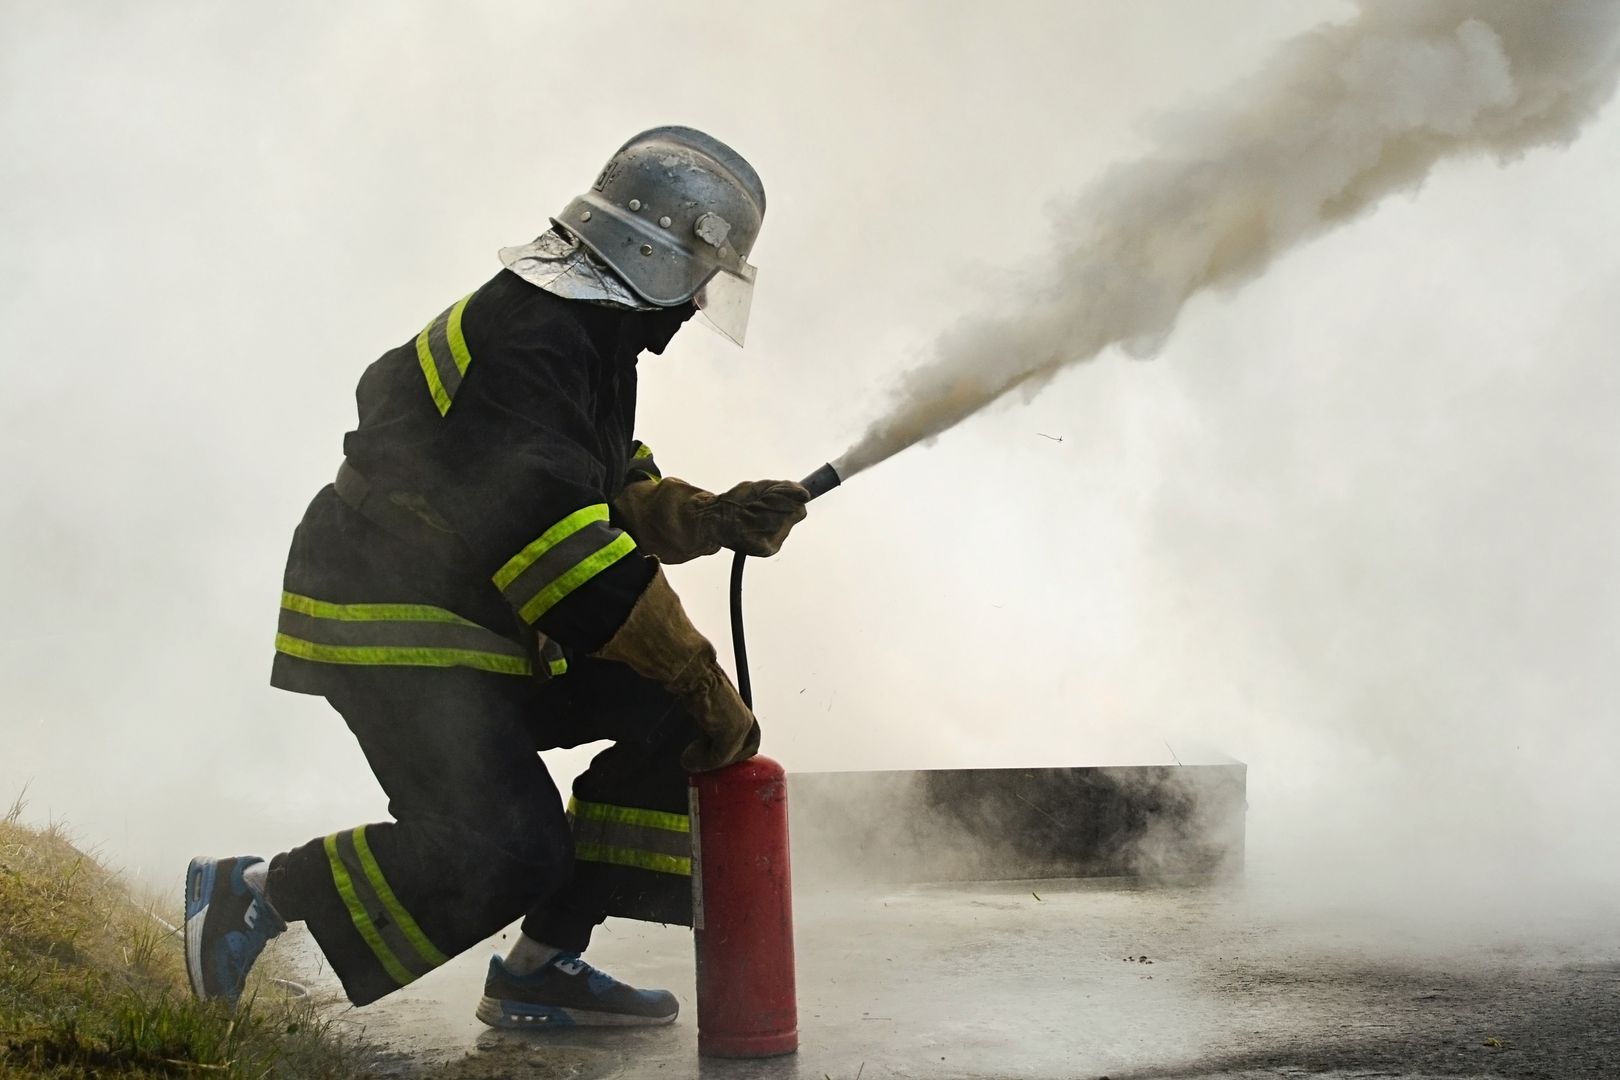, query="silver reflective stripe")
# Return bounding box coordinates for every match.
[566,798,693,876]
[423,309,460,401]
[537,633,569,678]
[628,442,660,482]
[326,827,445,986]
[278,609,528,657]
[571,814,693,861]
[498,522,622,619]
[275,592,531,676]
[416,295,472,415]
